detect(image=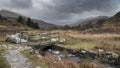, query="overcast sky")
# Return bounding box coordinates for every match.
[0,0,120,25]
